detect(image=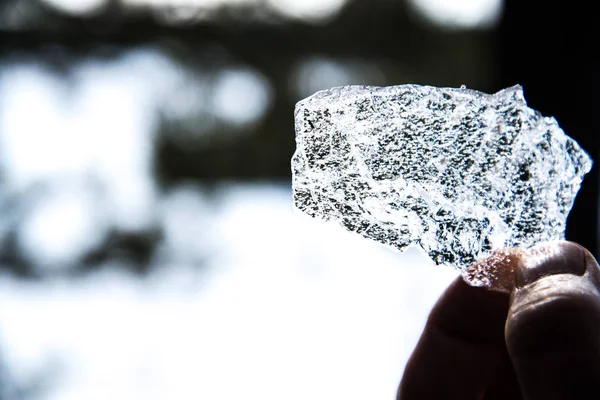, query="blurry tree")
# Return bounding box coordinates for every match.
[1,0,498,181]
